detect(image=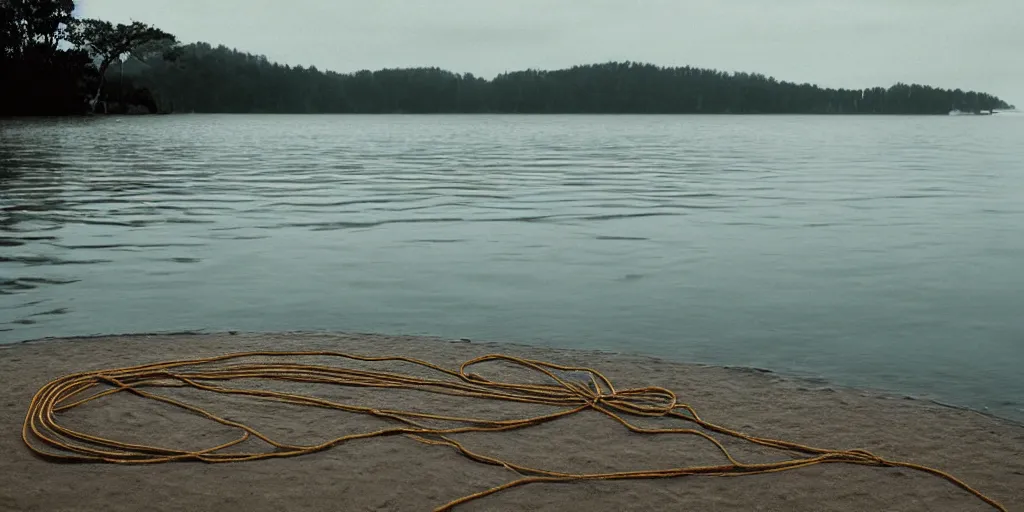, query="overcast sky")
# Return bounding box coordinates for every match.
[78,0,1021,103]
